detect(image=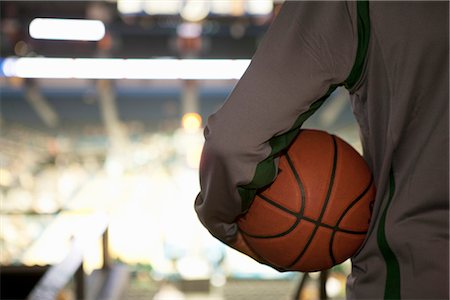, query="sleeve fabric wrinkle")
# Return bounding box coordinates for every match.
[195,1,358,245]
